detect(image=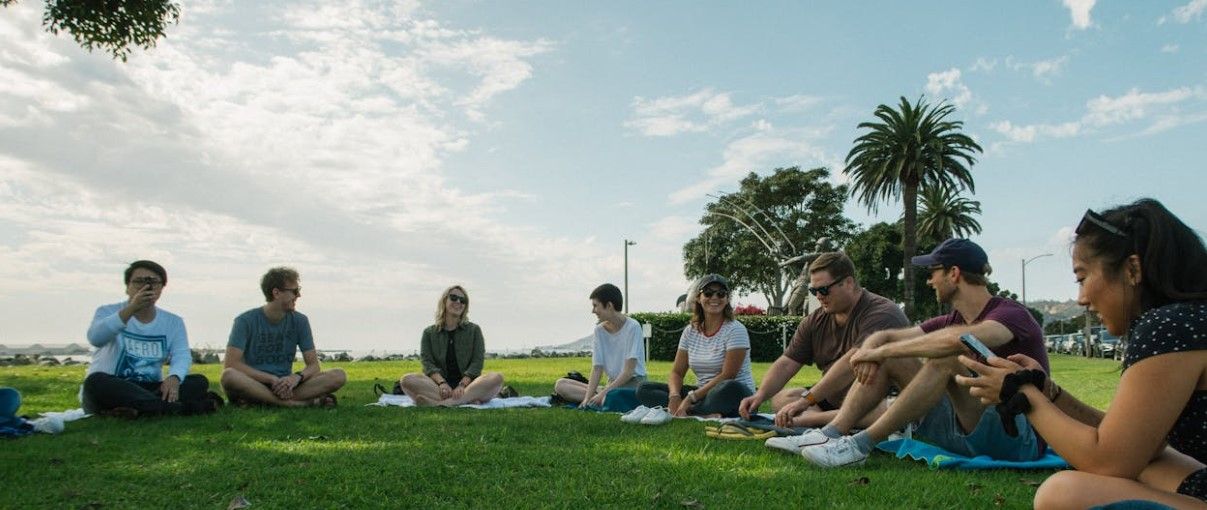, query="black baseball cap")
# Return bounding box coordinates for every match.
[696,274,729,290]
[910,238,989,275]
